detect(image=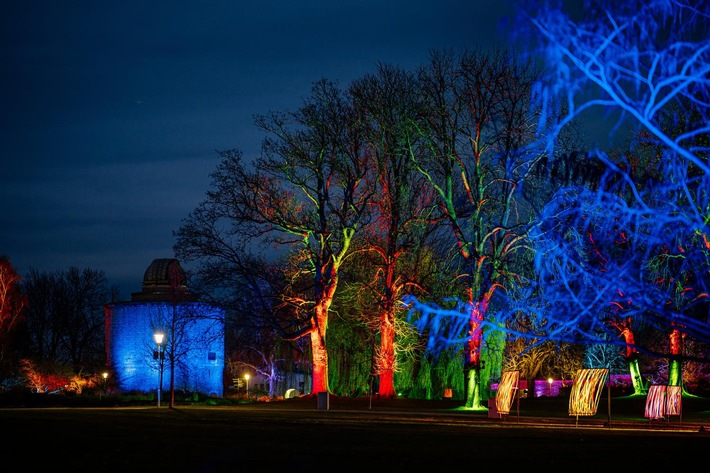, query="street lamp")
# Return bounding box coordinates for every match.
[548,377,553,397]
[244,374,250,398]
[102,371,108,395]
[154,332,165,407]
